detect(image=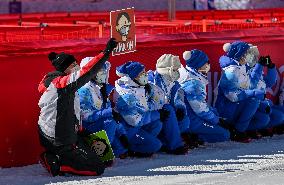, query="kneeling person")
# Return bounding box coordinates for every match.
[38,38,117,176]
[114,61,164,157]
[78,58,128,159]
[180,49,230,143]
